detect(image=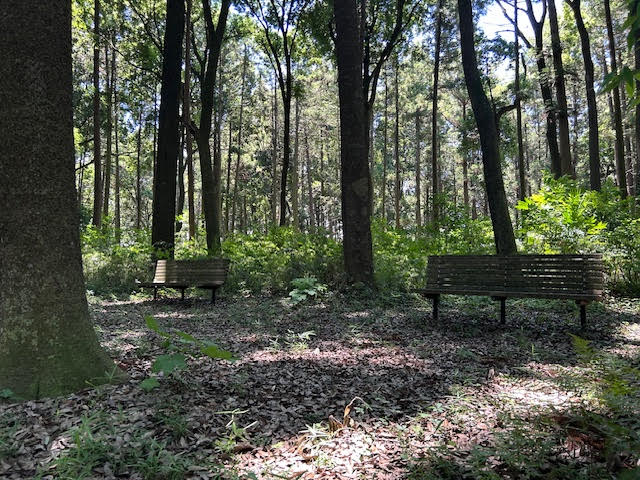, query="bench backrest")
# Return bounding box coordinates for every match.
[152,259,230,285]
[426,254,604,299]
